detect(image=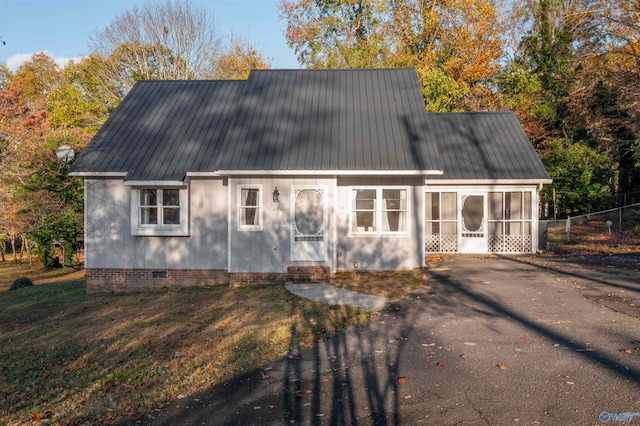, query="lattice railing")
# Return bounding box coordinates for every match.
[488,235,532,253]
[425,234,457,253]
